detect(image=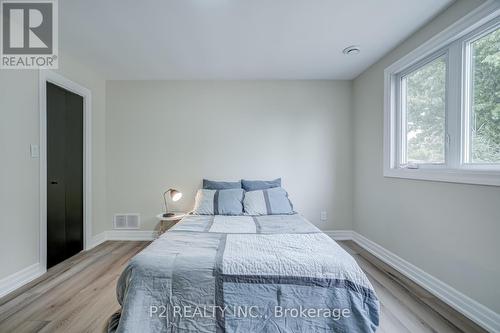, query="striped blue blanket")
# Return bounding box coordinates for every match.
[109,214,379,332]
